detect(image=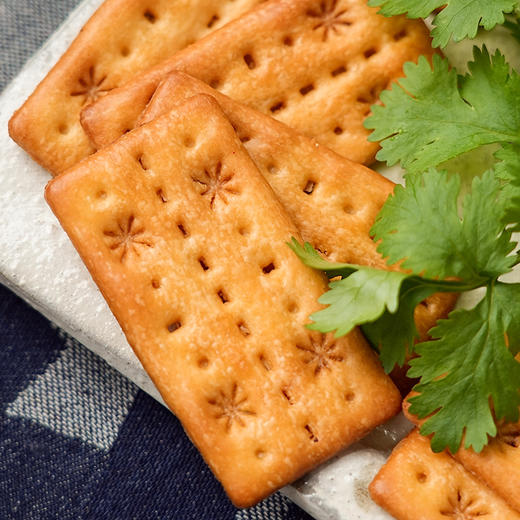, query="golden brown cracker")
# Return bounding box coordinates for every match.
[404,396,520,513]
[46,95,401,507]
[81,0,435,164]
[139,71,457,353]
[455,420,520,514]
[8,0,260,175]
[140,72,393,268]
[369,429,520,520]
